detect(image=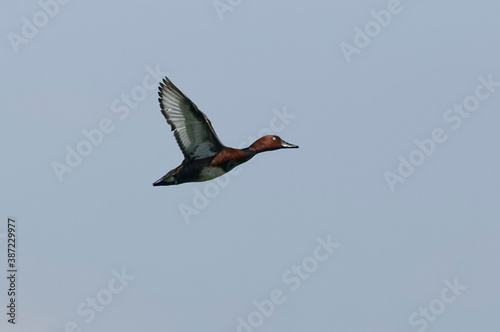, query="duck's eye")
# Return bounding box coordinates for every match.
[272,136,277,141]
